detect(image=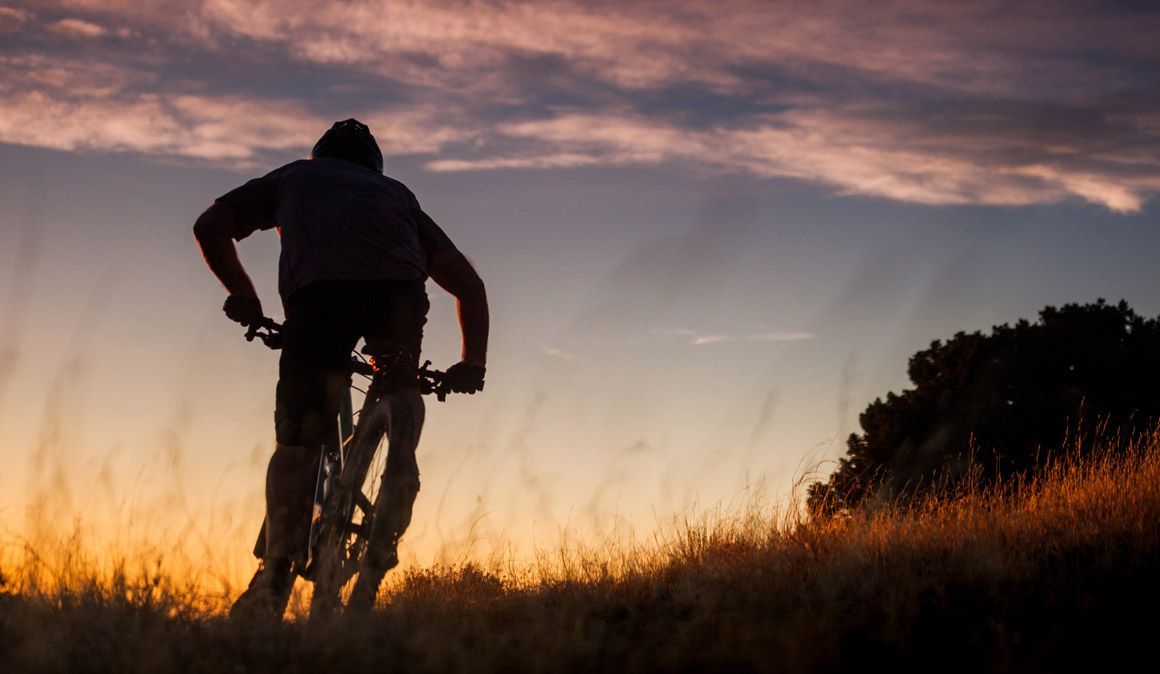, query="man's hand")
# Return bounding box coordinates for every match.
[443,362,485,394]
[223,294,263,326]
